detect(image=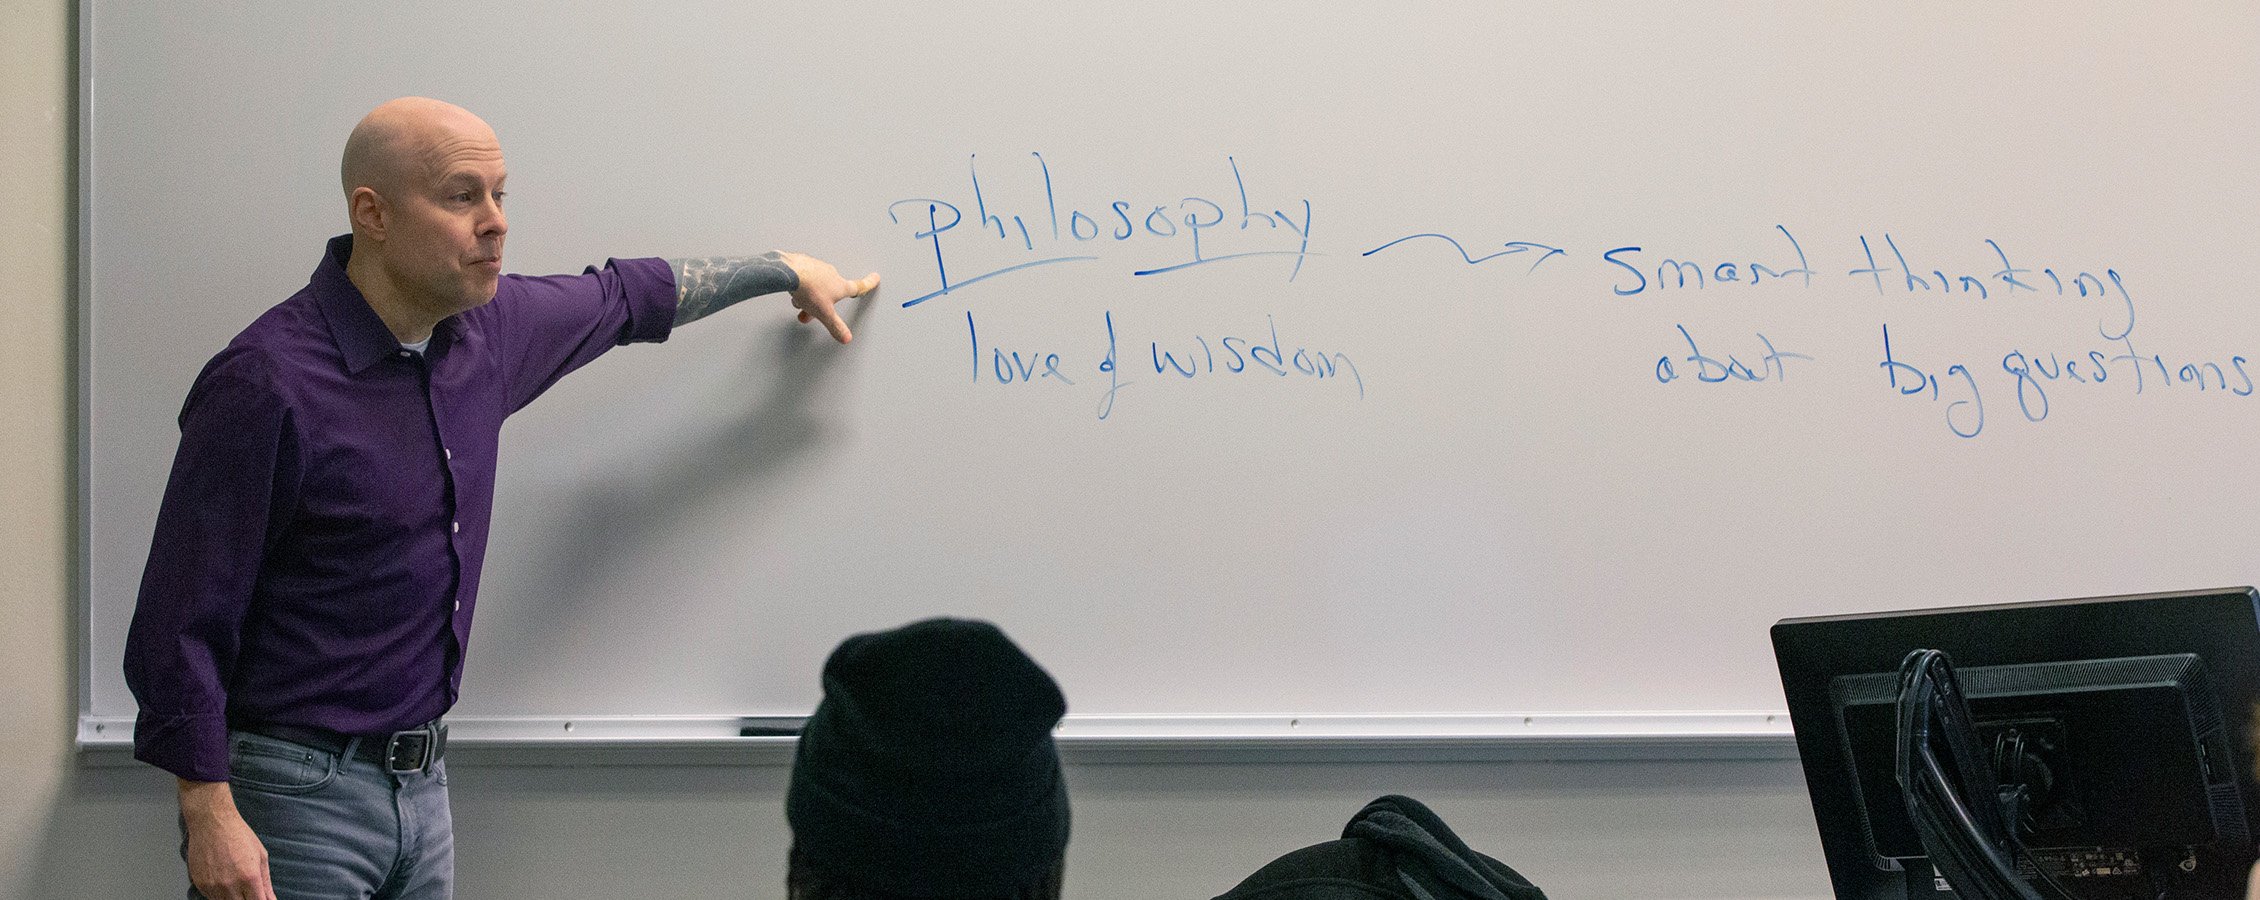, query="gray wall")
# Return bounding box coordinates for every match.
[1,2,1832,896]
